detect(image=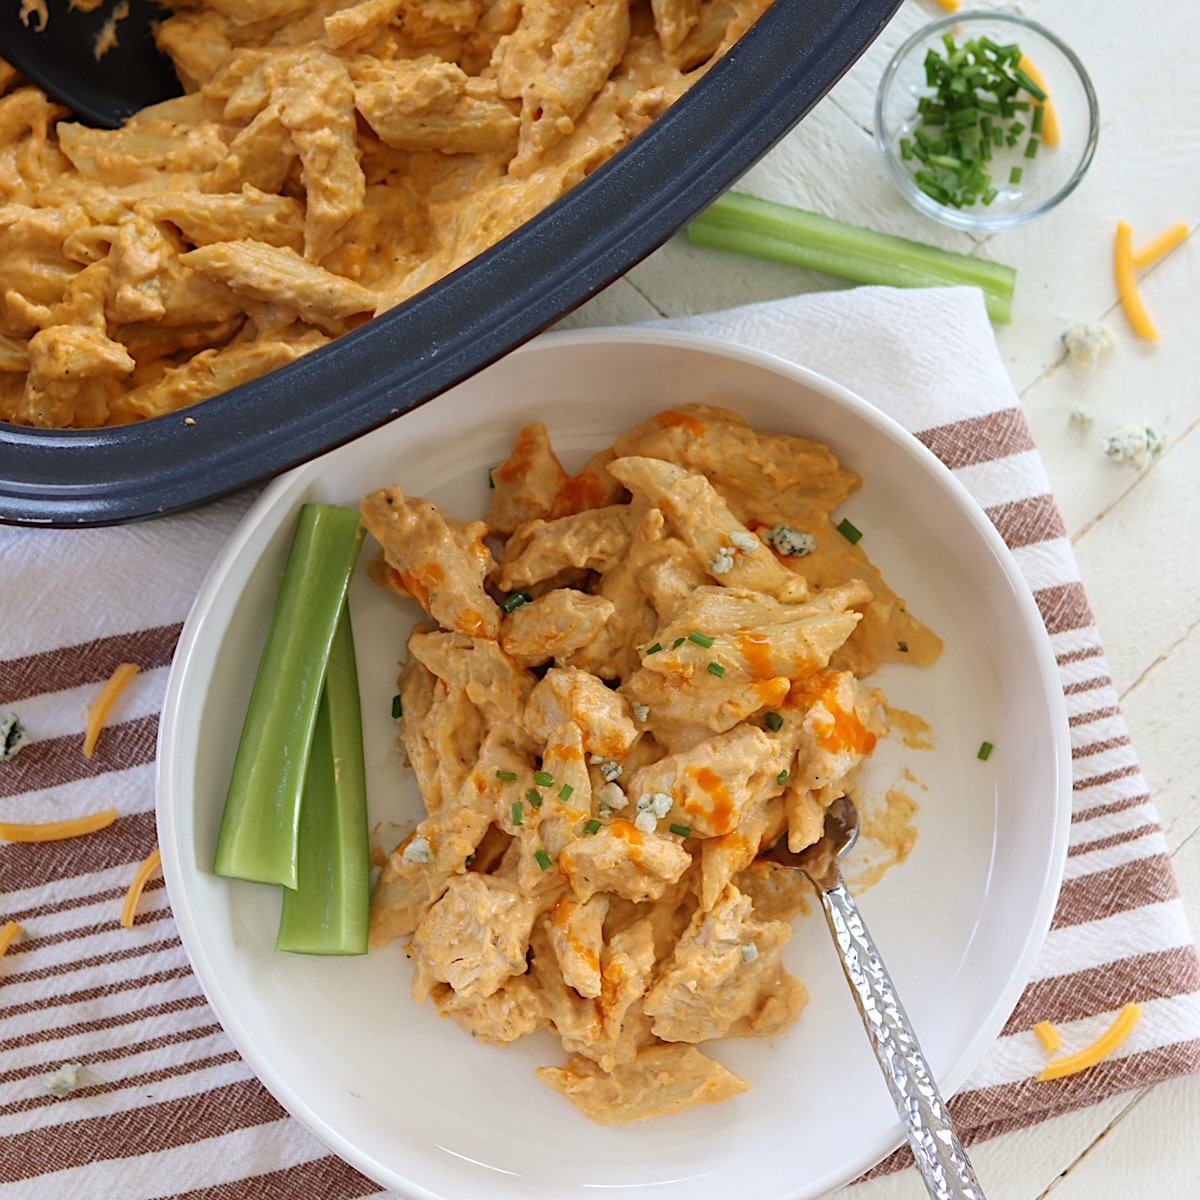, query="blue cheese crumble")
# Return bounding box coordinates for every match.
[1,713,29,761]
[764,524,816,558]
[709,546,735,575]
[43,1063,83,1097]
[634,792,673,831]
[1062,322,1115,371]
[632,703,649,723]
[1103,420,1165,468]
[740,942,758,963]
[401,835,432,864]
[729,530,760,553]
[1070,406,1095,428]
[599,760,622,782]
[596,781,627,811]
